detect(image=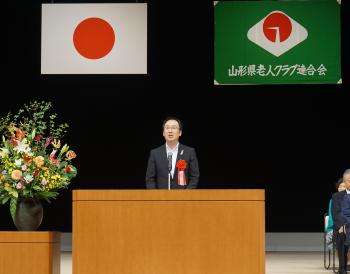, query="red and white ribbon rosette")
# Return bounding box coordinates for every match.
[176,159,187,186]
